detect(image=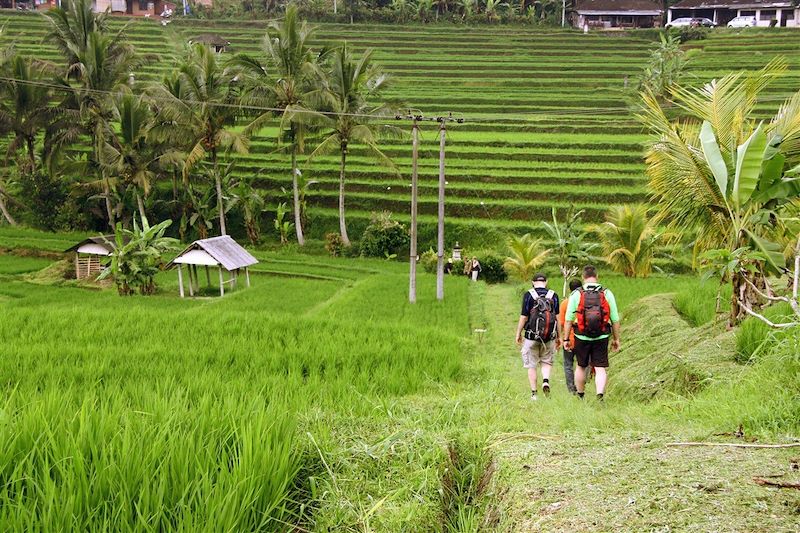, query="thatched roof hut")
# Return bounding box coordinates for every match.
[167,235,258,297]
[189,33,230,53]
[65,235,115,280]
